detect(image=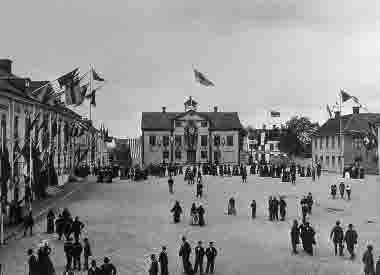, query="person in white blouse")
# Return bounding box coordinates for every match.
[345,182,351,200]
